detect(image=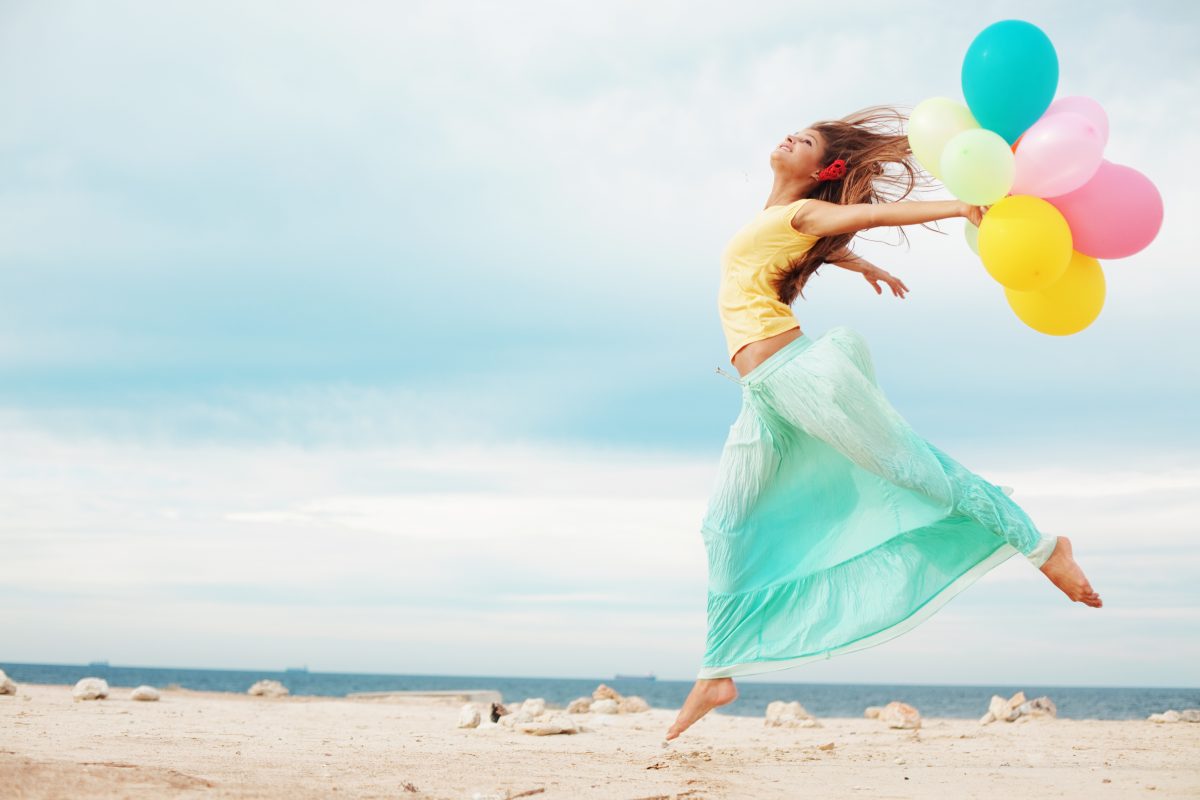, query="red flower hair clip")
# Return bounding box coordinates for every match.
[818,159,847,182]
